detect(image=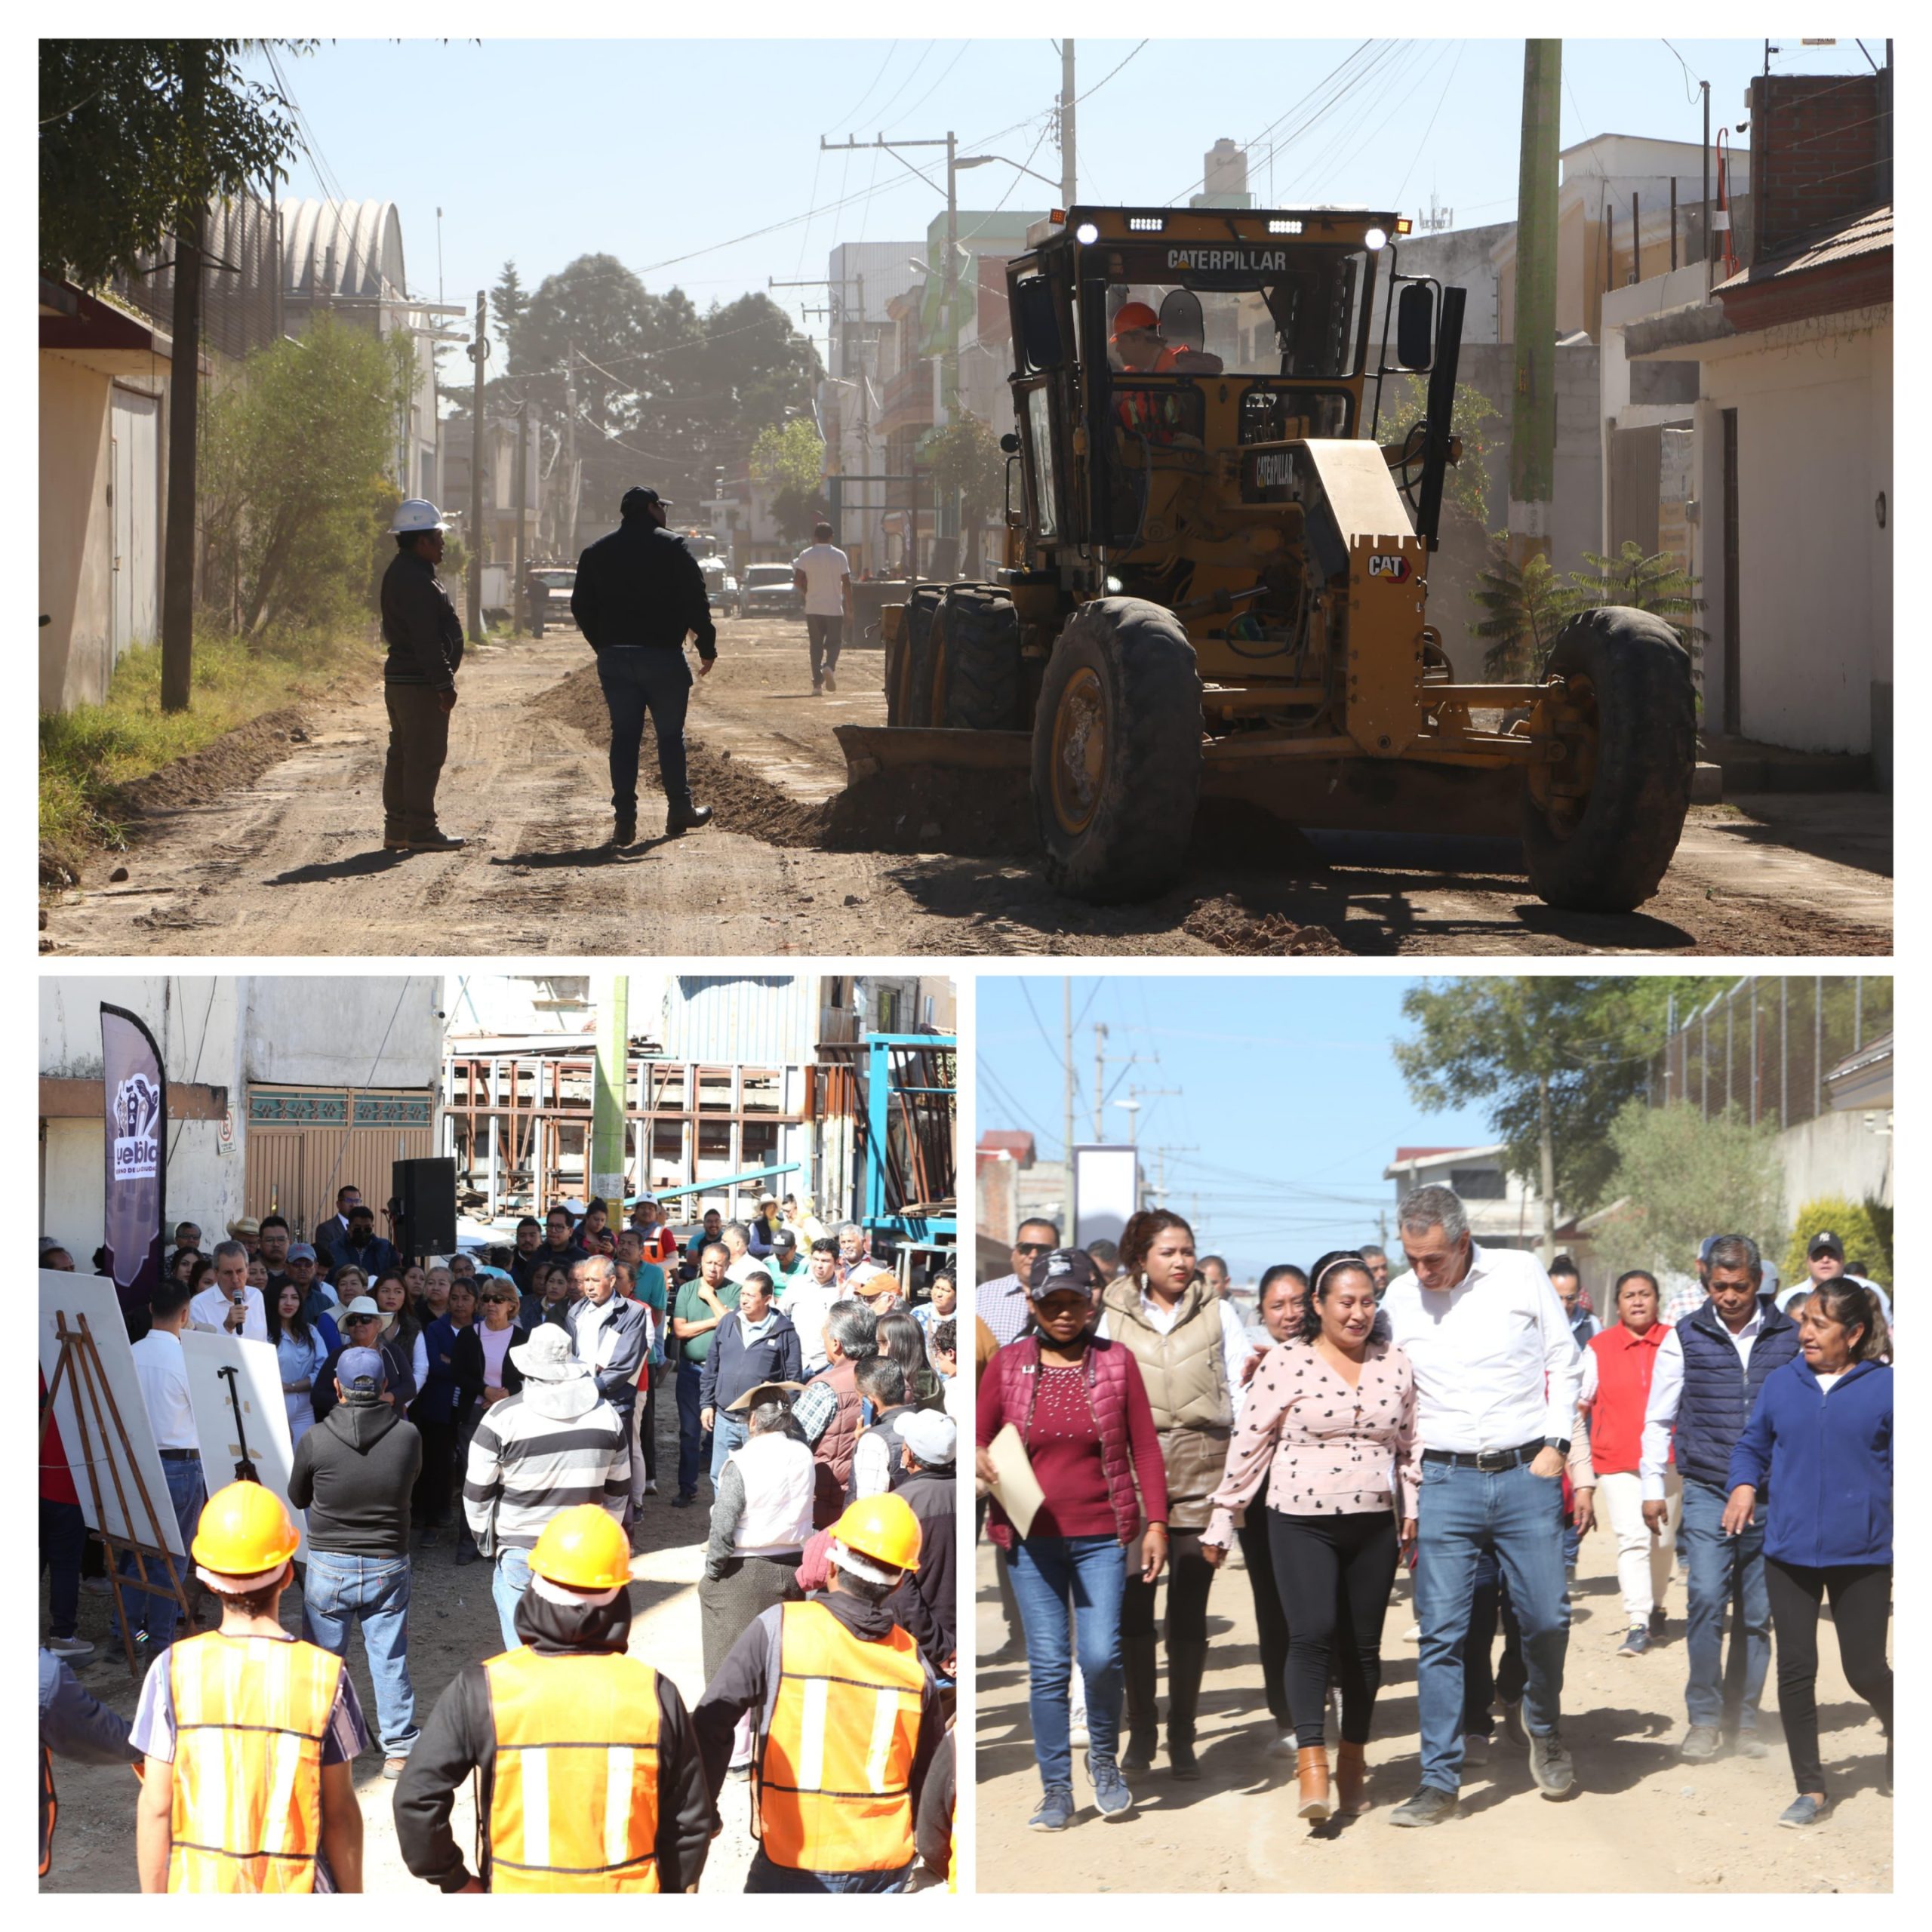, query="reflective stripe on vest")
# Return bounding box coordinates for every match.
[758,1599,922,1872]
[483,1647,662,1892]
[167,1632,342,1894]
